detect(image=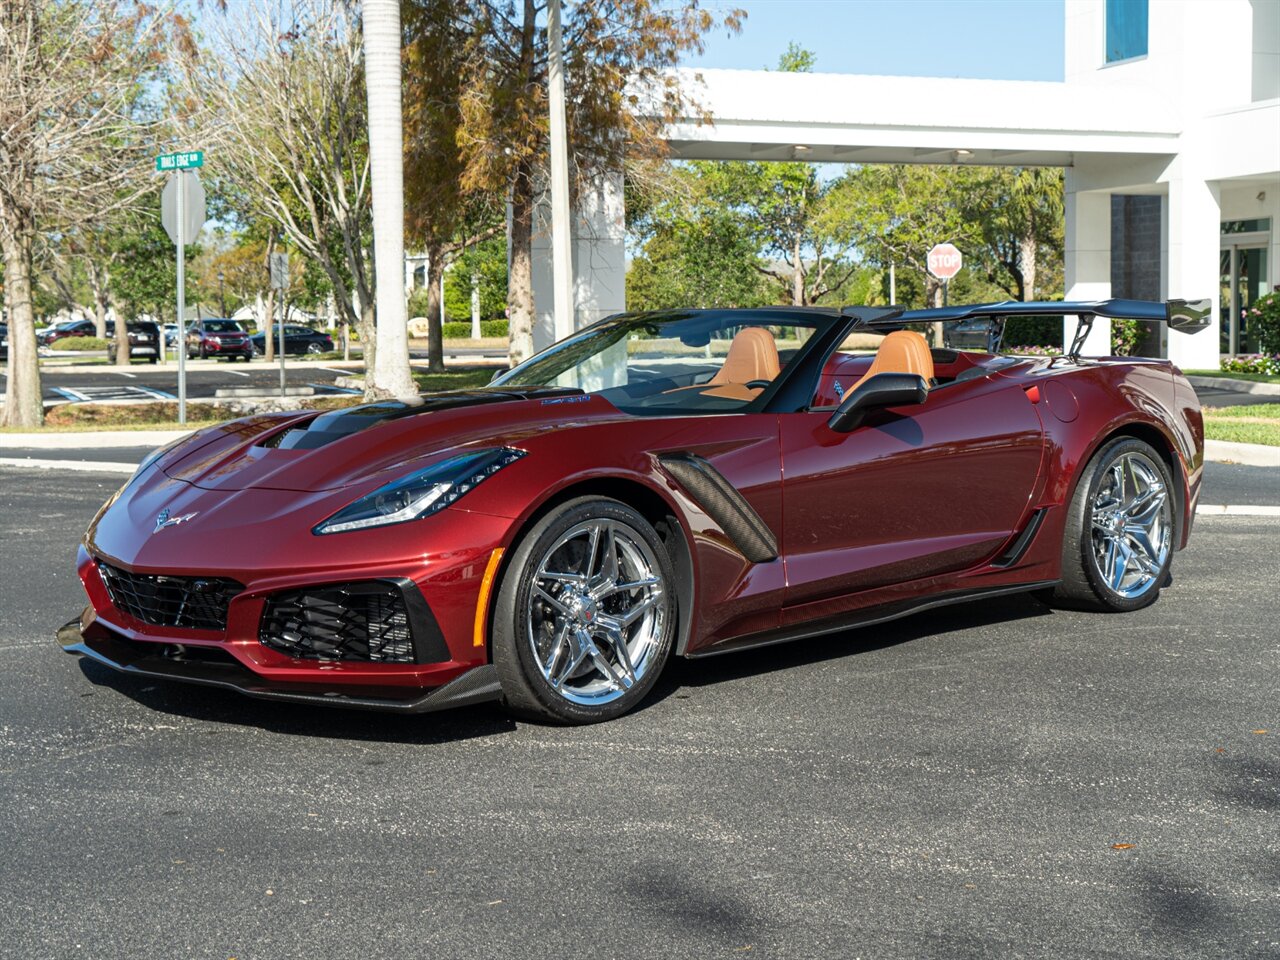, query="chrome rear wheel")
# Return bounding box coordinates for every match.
[1088,451,1172,599]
